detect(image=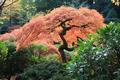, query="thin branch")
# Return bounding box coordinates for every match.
[3,0,18,8]
[0,0,7,7]
[0,0,6,15]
